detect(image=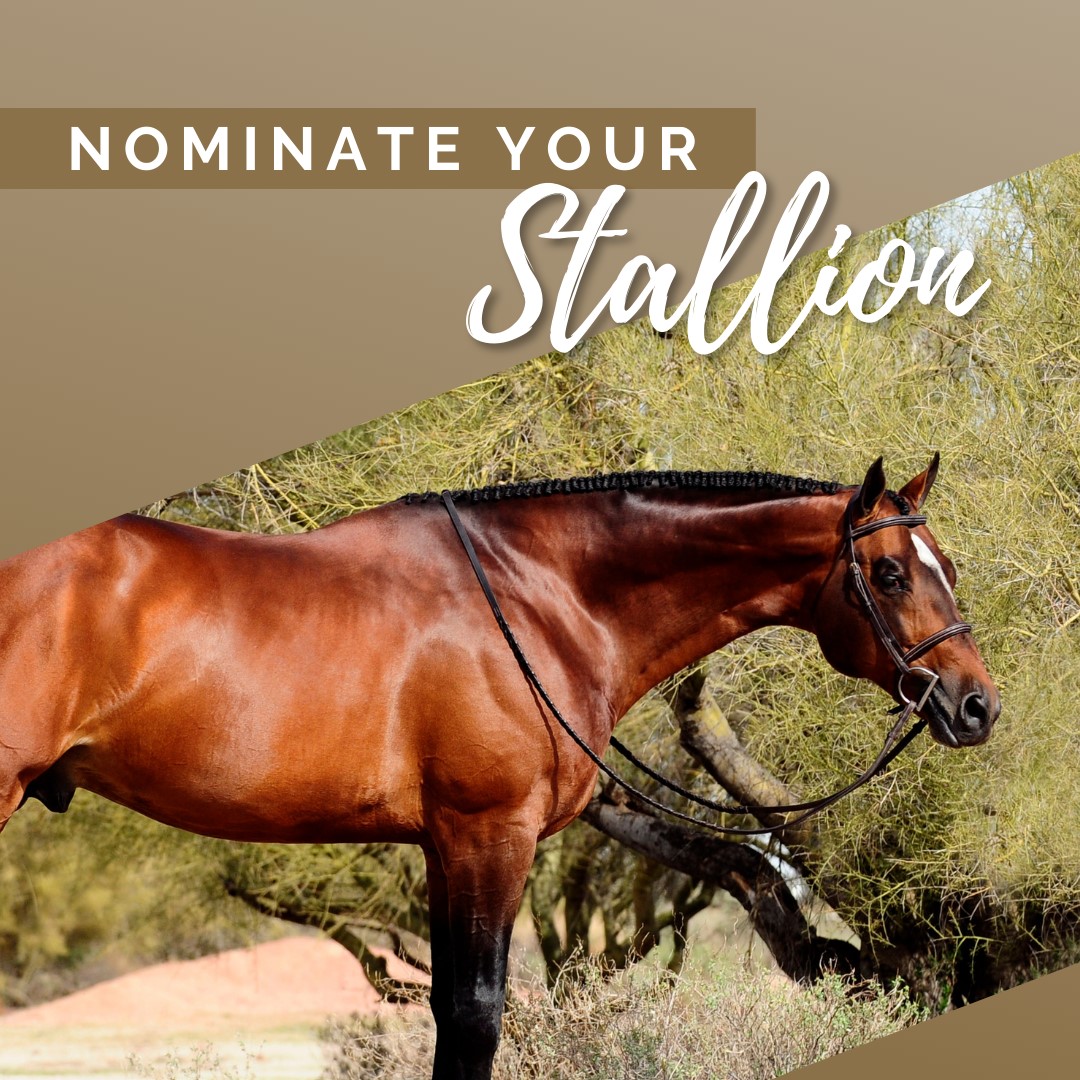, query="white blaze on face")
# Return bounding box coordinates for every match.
[911,534,953,596]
